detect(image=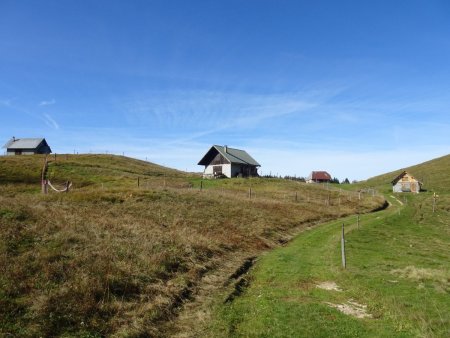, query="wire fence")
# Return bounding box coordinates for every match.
[68,175,382,208]
[37,154,382,206]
